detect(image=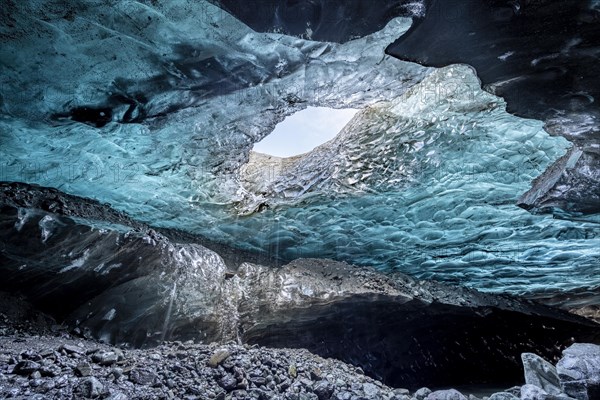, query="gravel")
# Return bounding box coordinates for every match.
[0,334,415,400]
